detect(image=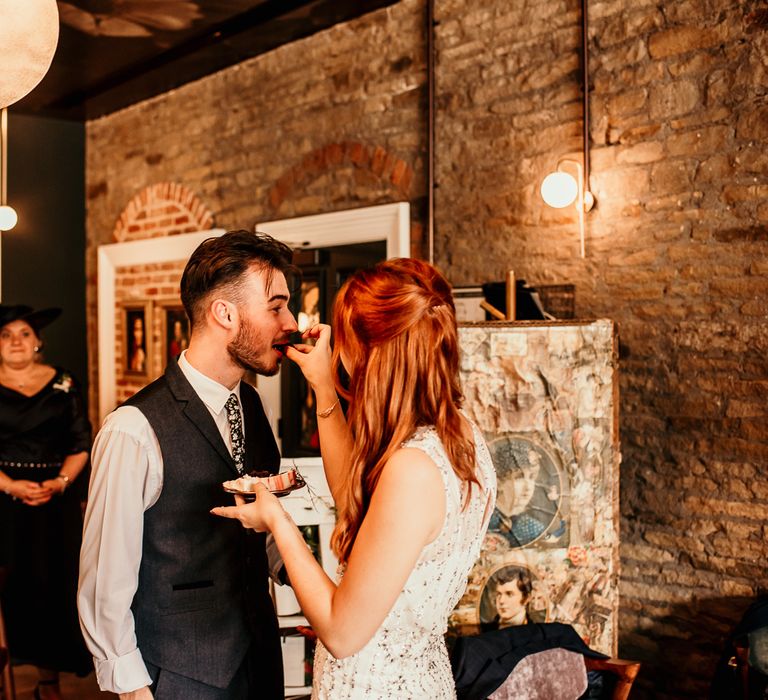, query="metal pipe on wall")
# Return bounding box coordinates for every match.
[426,0,435,264]
[581,0,590,196]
